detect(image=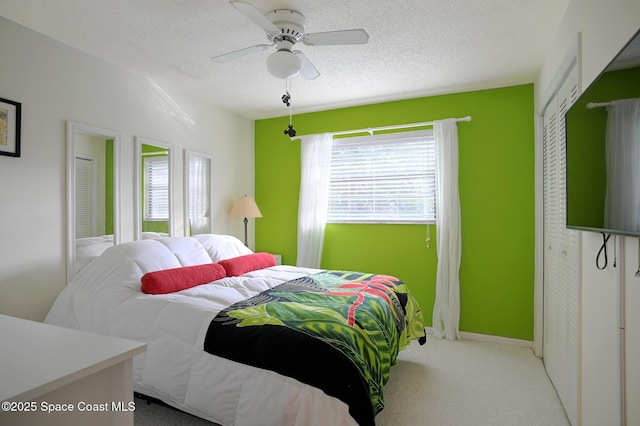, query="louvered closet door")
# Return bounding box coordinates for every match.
[542,65,580,426]
[75,156,96,239]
